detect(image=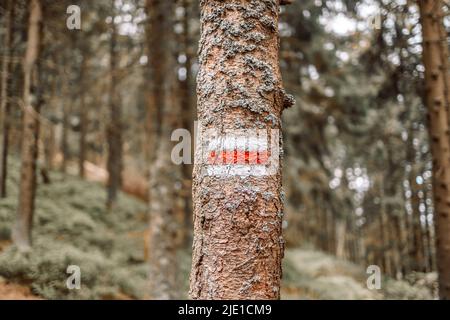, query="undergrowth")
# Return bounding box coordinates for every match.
[0,159,149,299]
